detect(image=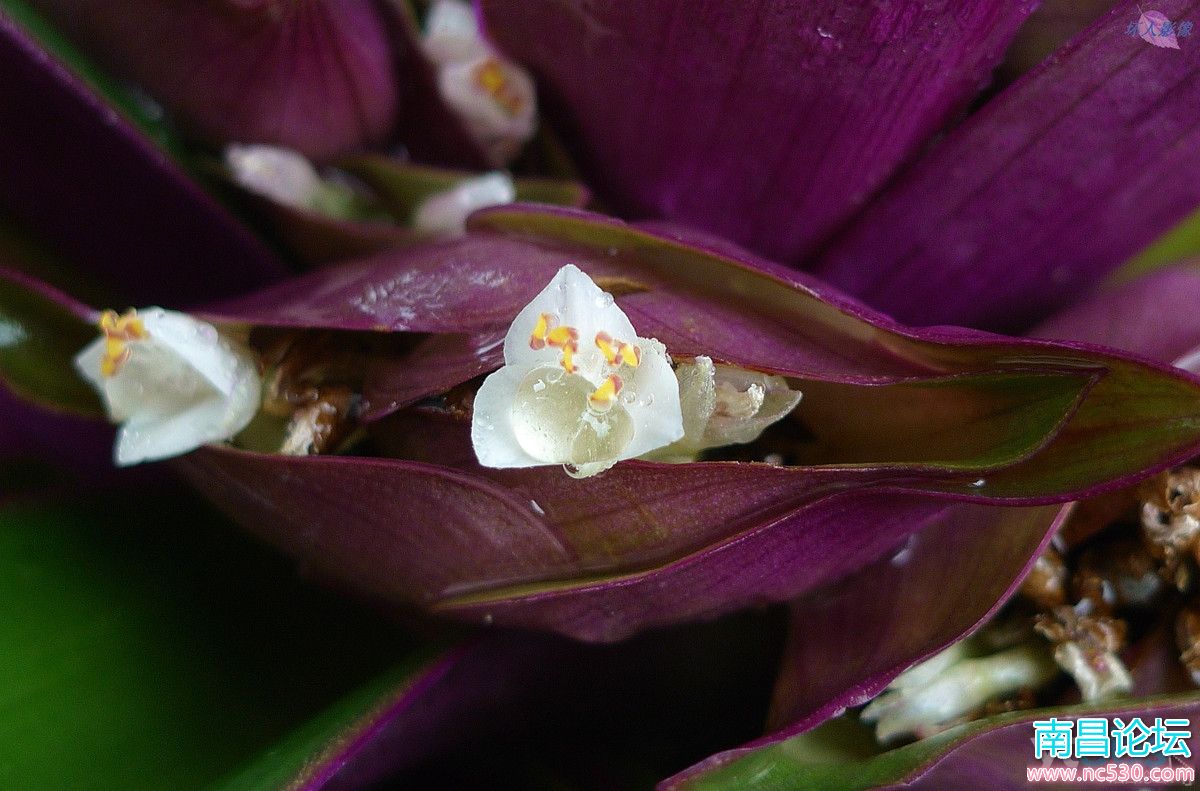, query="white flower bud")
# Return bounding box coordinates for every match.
[74,308,261,466]
[412,171,516,235]
[225,144,325,210]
